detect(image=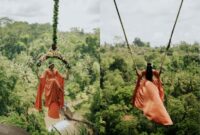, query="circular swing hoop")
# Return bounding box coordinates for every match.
[36,49,70,68]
